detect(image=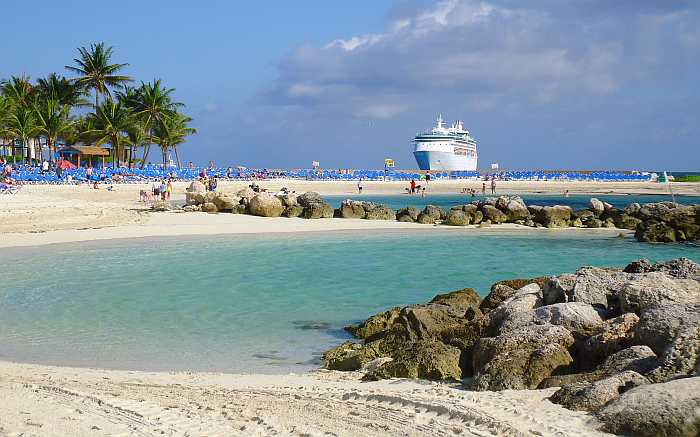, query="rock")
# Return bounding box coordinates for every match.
[481,204,508,224]
[624,258,700,280]
[231,204,247,214]
[283,205,304,217]
[151,201,170,211]
[480,277,550,313]
[646,327,700,383]
[185,191,205,205]
[187,180,206,194]
[248,193,285,217]
[322,341,381,371]
[596,376,700,437]
[363,339,462,381]
[569,267,632,310]
[277,193,298,208]
[635,303,700,355]
[429,288,481,312]
[212,194,239,211]
[485,283,543,333]
[182,204,201,212]
[394,303,475,341]
[297,191,324,207]
[339,200,366,219]
[623,259,654,273]
[542,274,576,305]
[589,198,605,217]
[471,324,575,390]
[396,206,420,222]
[345,307,401,341]
[619,272,700,313]
[201,202,218,213]
[472,210,484,224]
[551,370,649,412]
[303,202,334,219]
[634,202,699,243]
[615,214,643,230]
[416,213,435,224]
[235,186,256,201]
[495,196,529,221]
[444,209,470,226]
[578,313,640,369]
[534,205,572,228]
[421,205,446,221]
[597,345,659,375]
[496,302,604,337]
[363,203,396,220]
